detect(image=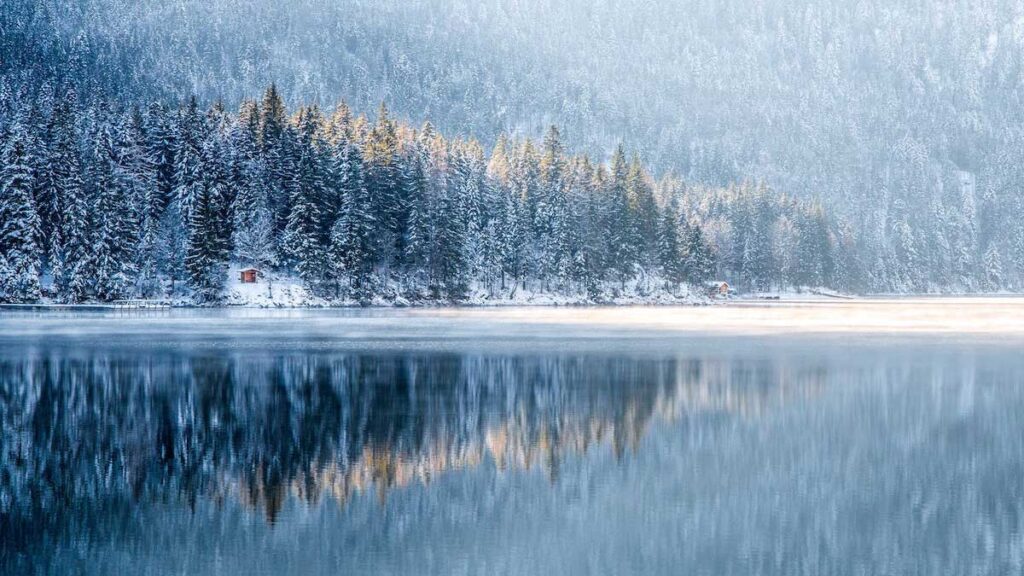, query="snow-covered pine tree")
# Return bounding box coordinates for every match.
[328,138,375,301]
[584,162,611,283]
[553,157,584,291]
[47,91,90,302]
[429,182,469,301]
[156,200,186,295]
[510,139,540,285]
[364,103,402,270]
[258,85,294,235]
[684,221,715,286]
[30,86,60,274]
[607,145,637,287]
[535,126,568,287]
[174,97,205,228]
[0,113,42,302]
[771,215,798,291]
[983,244,1003,292]
[495,181,525,294]
[122,108,162,296]
[657,204,685,285]
[450,142,488,283]
[231,113,275,292]
[627,154,658,269]
[743,187,776,292]
[144,102,176,212]
[91,119,139,301]
[184,133,230,301]
[399,142,429,282]
[282,107,327,289]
